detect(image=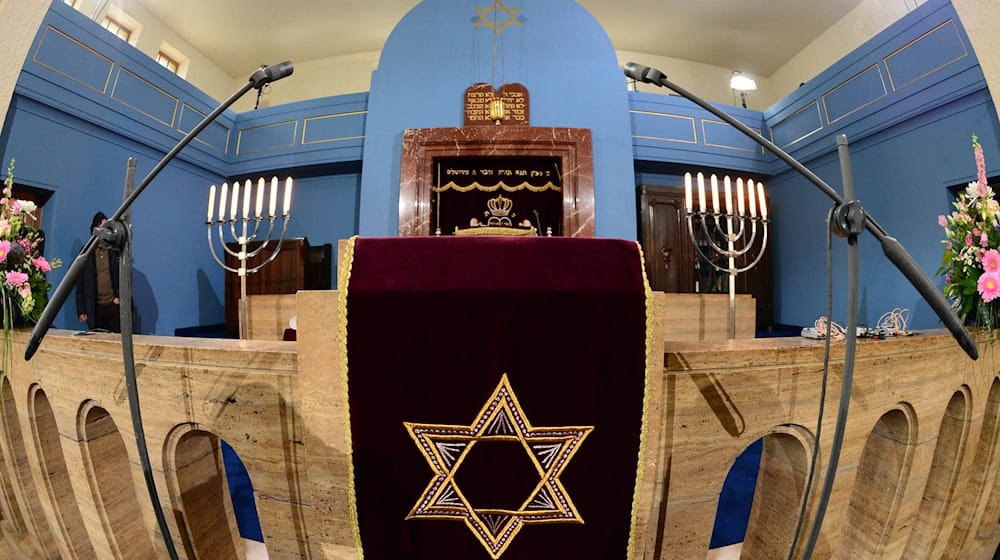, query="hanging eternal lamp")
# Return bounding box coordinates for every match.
[489,96,506,124]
